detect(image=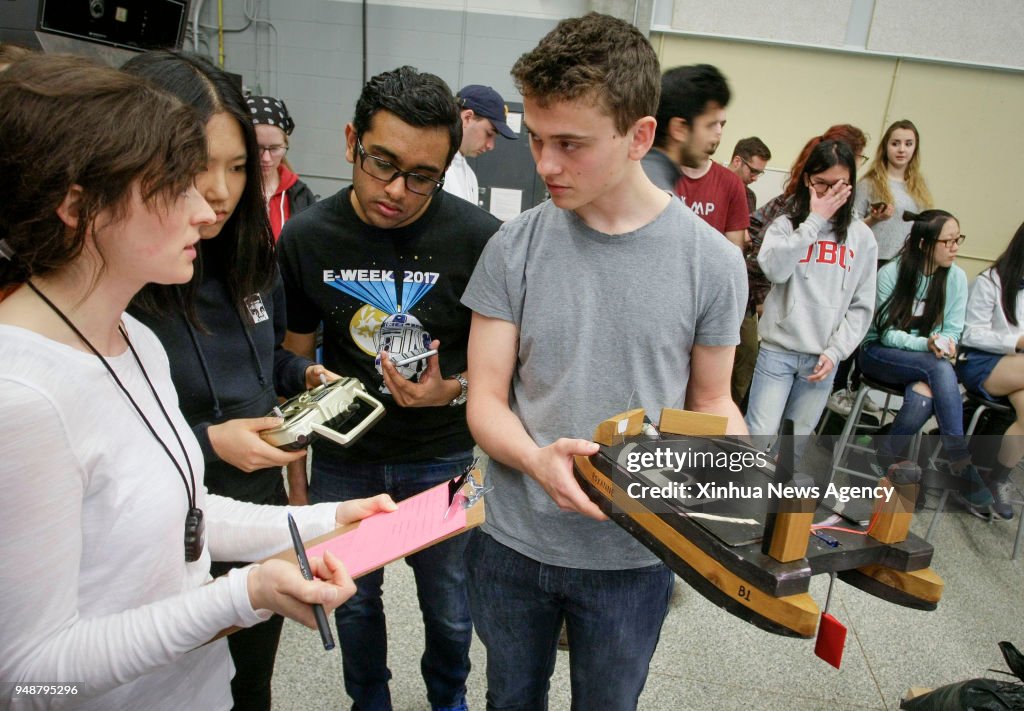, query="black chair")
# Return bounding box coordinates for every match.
[824,376,916,487]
